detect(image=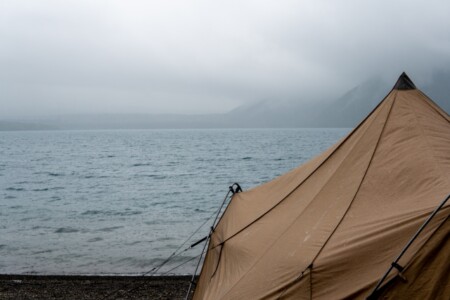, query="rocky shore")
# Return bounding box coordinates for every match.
[0,274,193,300]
